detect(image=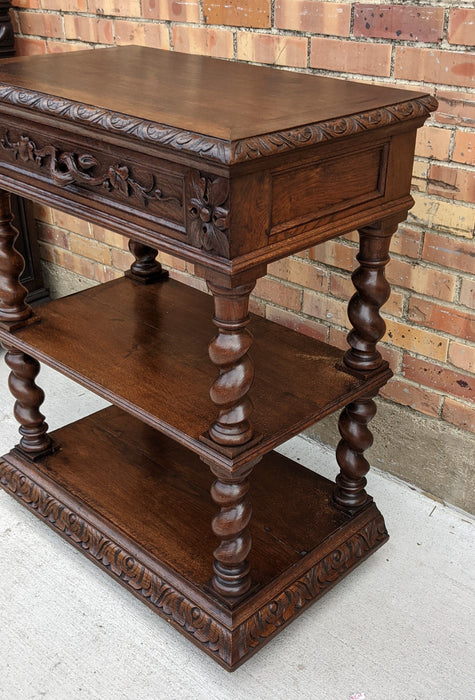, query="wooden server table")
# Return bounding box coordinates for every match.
[0,47,436,670]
